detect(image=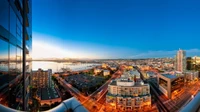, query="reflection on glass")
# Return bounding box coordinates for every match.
[10,44,19,80]
[171,77,184,92]
[159,78,167,89]
[17,18,22,43]
[17,47,22,73]
[10,6,17,37]
[0,39,9,88]
[0,0,9,30]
